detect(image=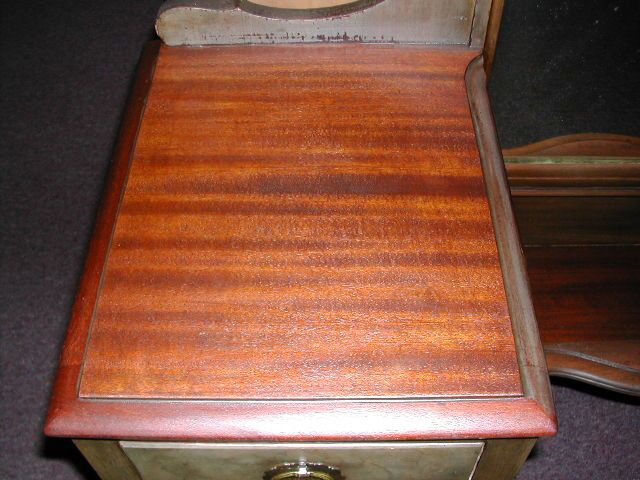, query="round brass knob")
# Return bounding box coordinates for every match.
[263,462,344,480]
